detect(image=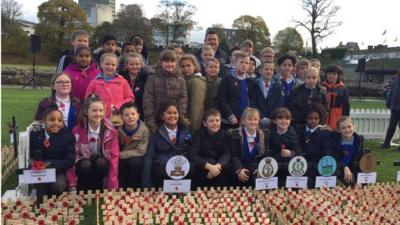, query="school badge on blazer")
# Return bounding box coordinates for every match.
[166,155,190,180]
[288,156,307,177]
[258,157,278,178]
[318,156,337,176]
